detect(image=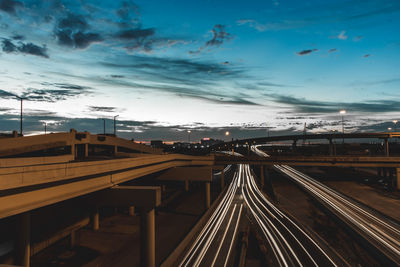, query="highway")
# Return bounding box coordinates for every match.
[179,159,342,266]
[253,145,400,265]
